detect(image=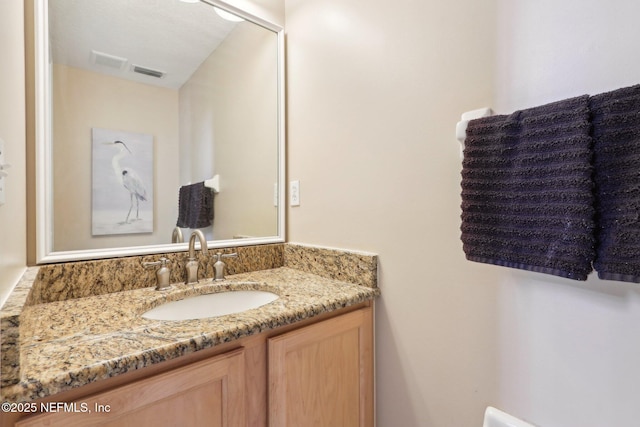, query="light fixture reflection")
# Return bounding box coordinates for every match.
[214,7,244,22]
